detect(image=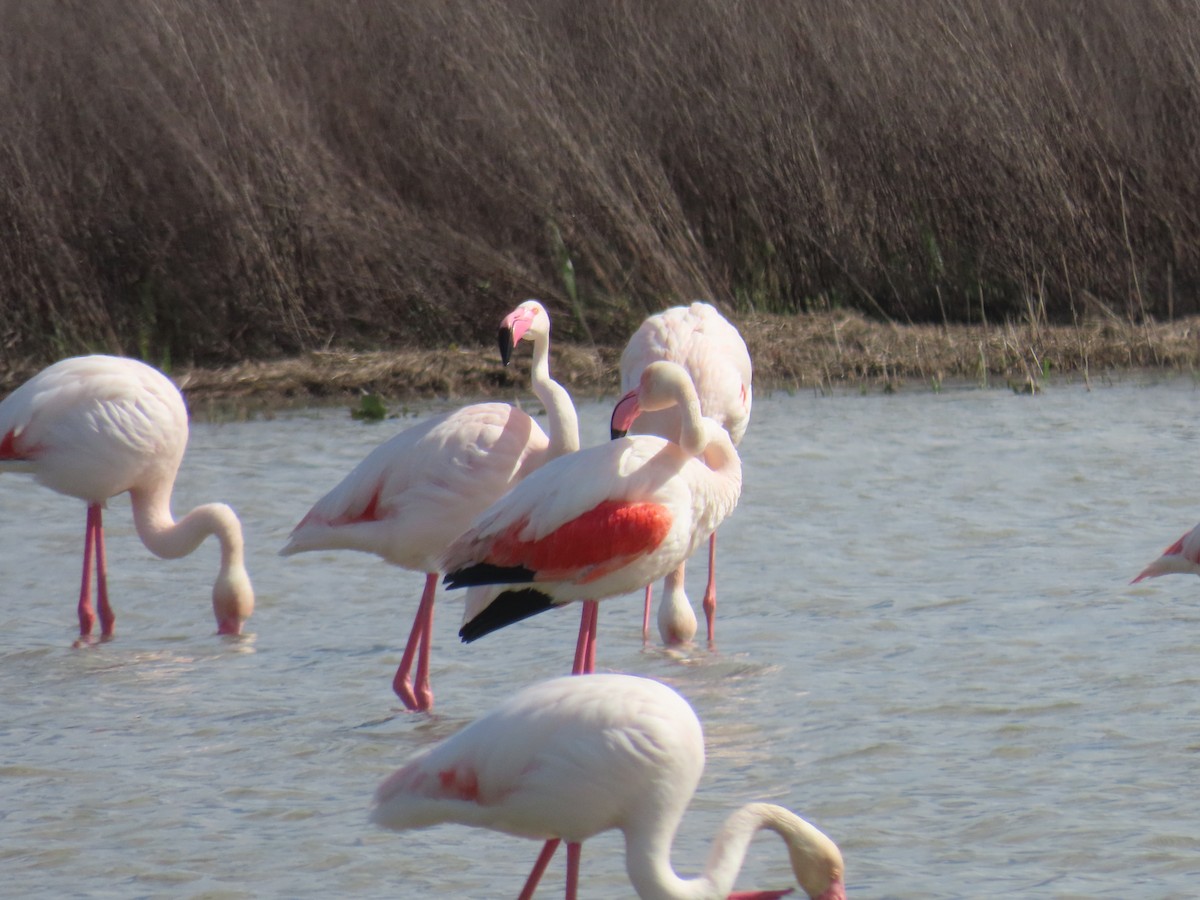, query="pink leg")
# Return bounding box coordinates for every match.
[571,601,599,675]
[77,505,99,637]
[392,573,437,711]
[584,602,598,674]
[565,842,581,900]
[518,838,560,900]
[412,574,435,711]
[702,531,718,644]
[94,508,115,637]
[641,584,653,644]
